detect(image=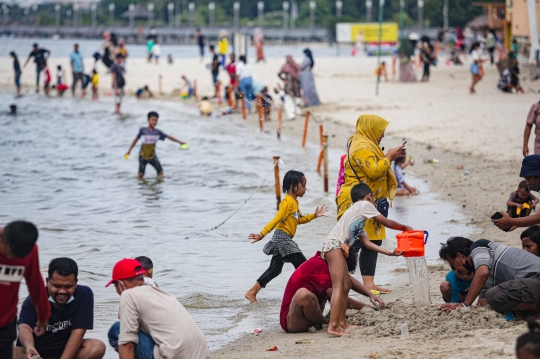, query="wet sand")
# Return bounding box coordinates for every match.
[1,52,538,358]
